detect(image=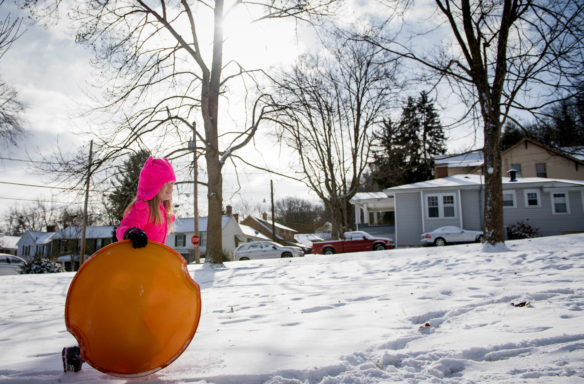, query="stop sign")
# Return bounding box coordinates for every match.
[191,235,200,246]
